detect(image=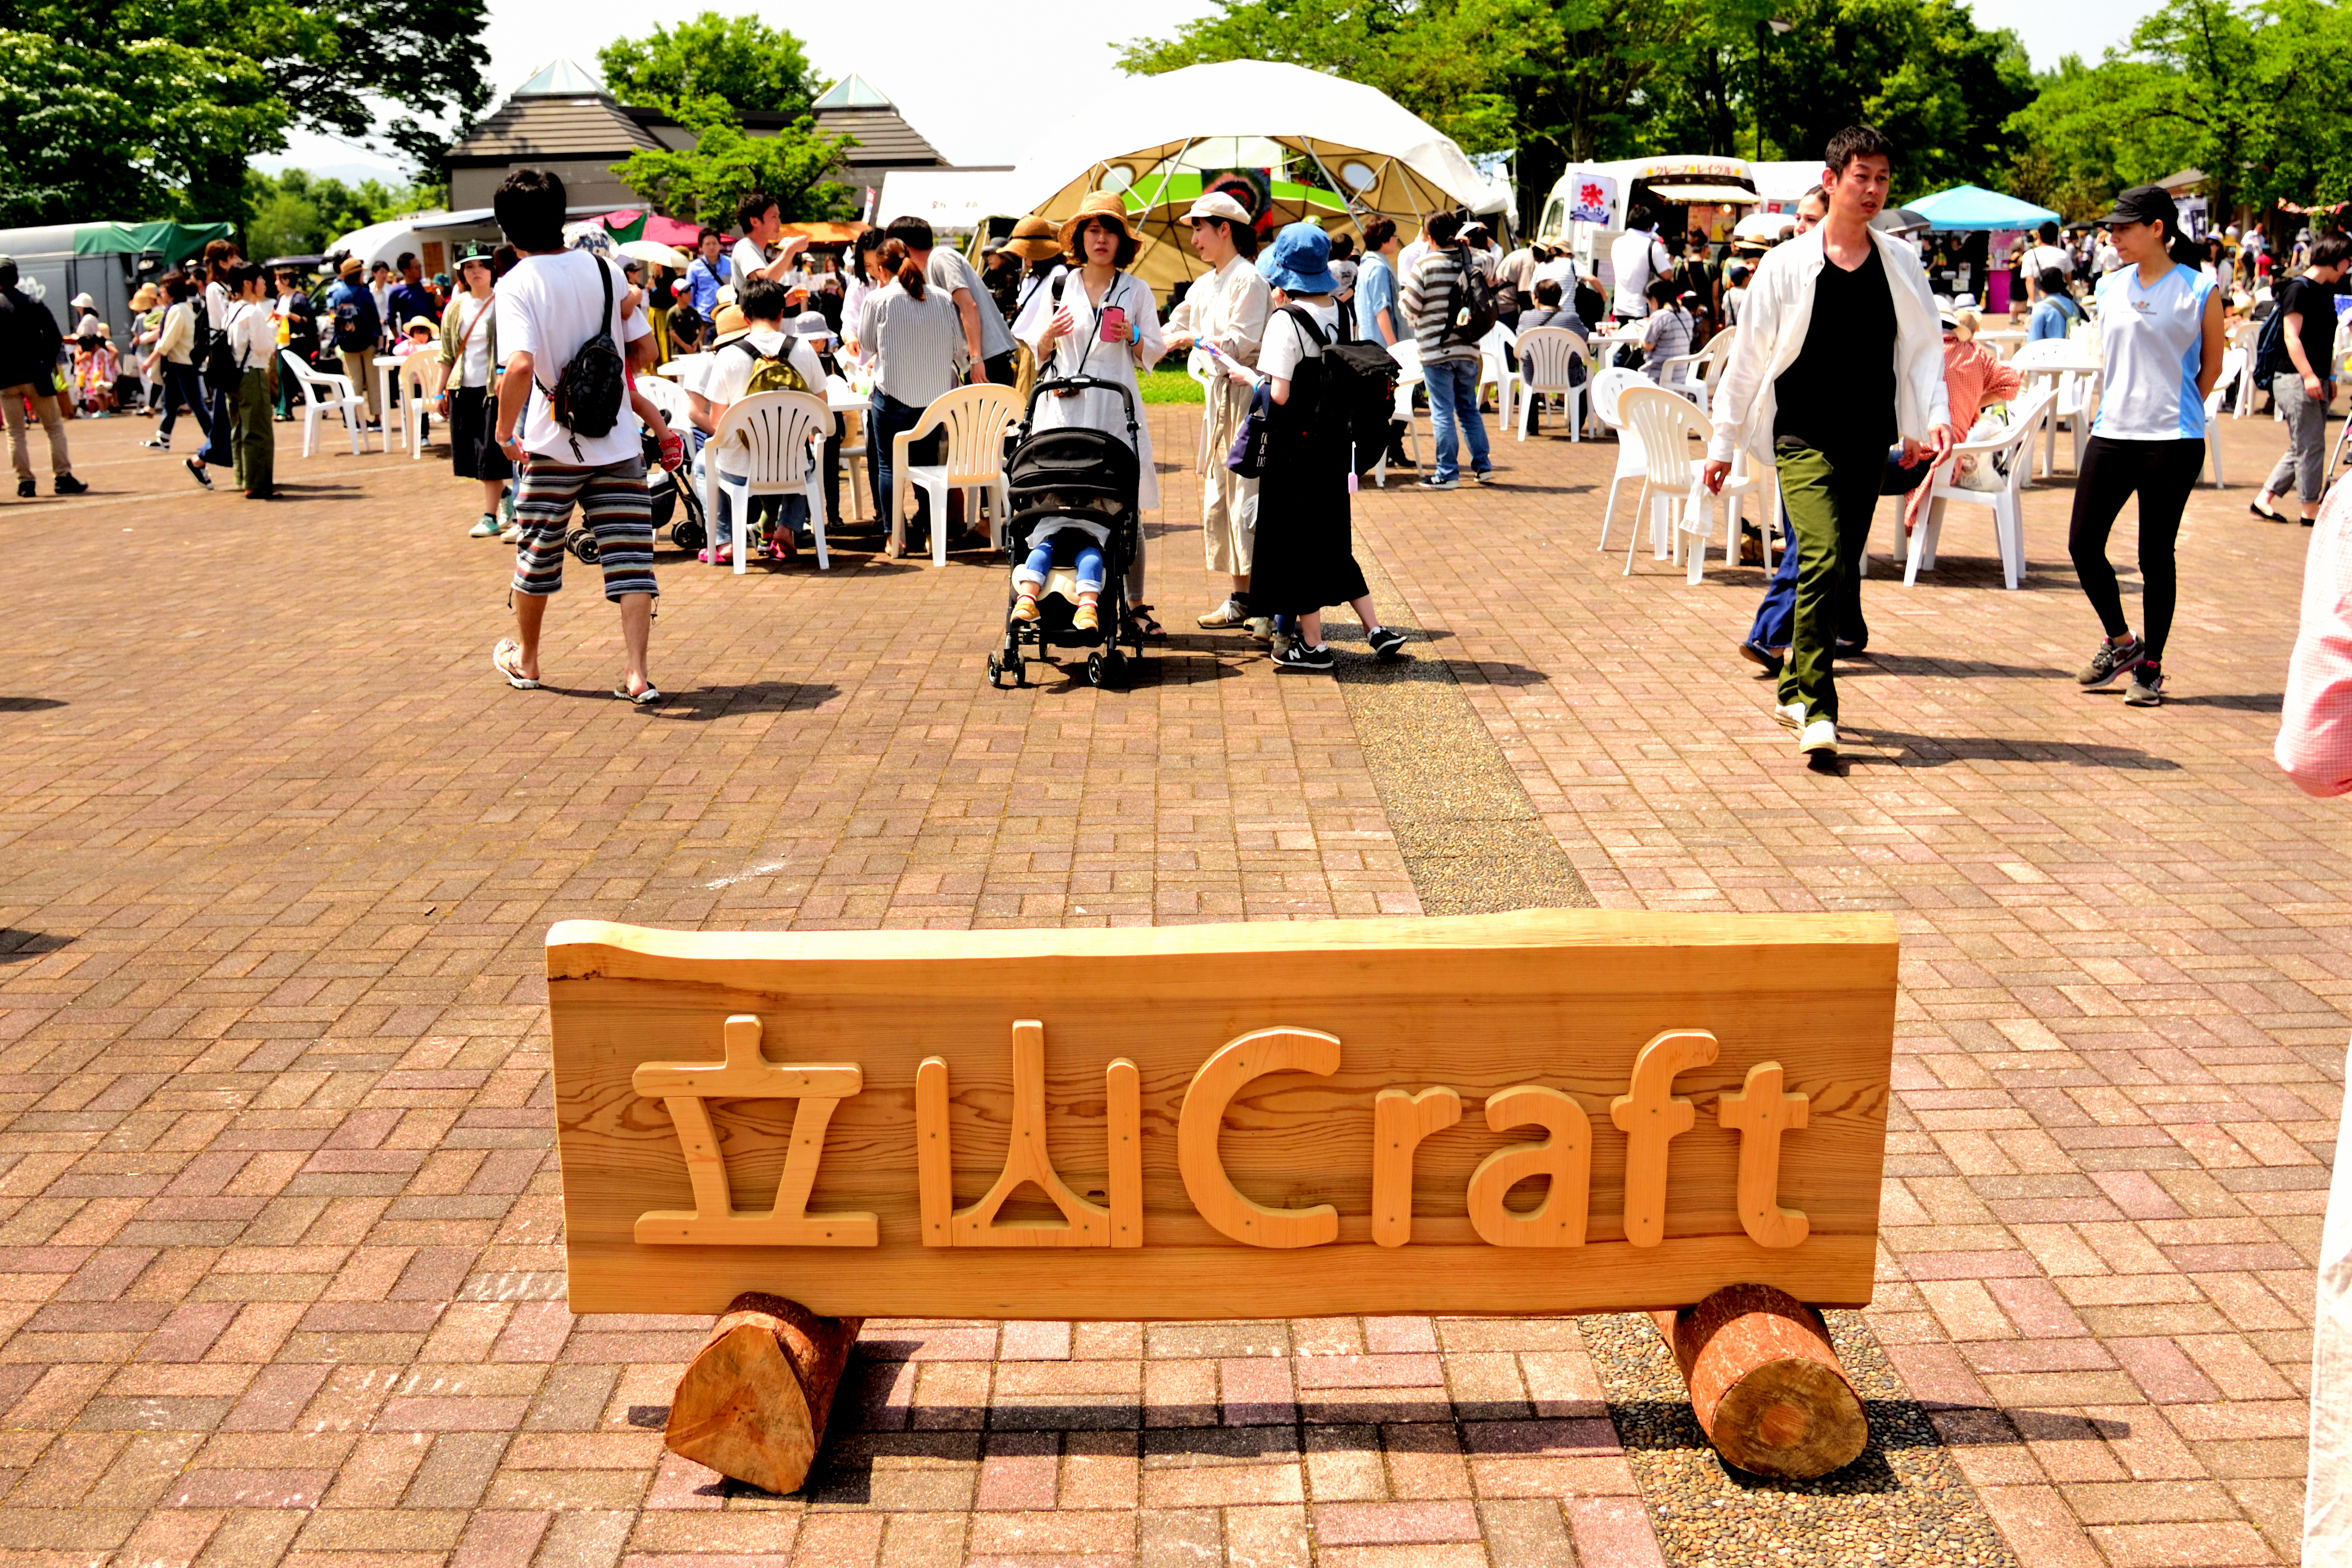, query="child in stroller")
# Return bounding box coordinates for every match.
[1013,497,1119,631]
[990,375,1145,689]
